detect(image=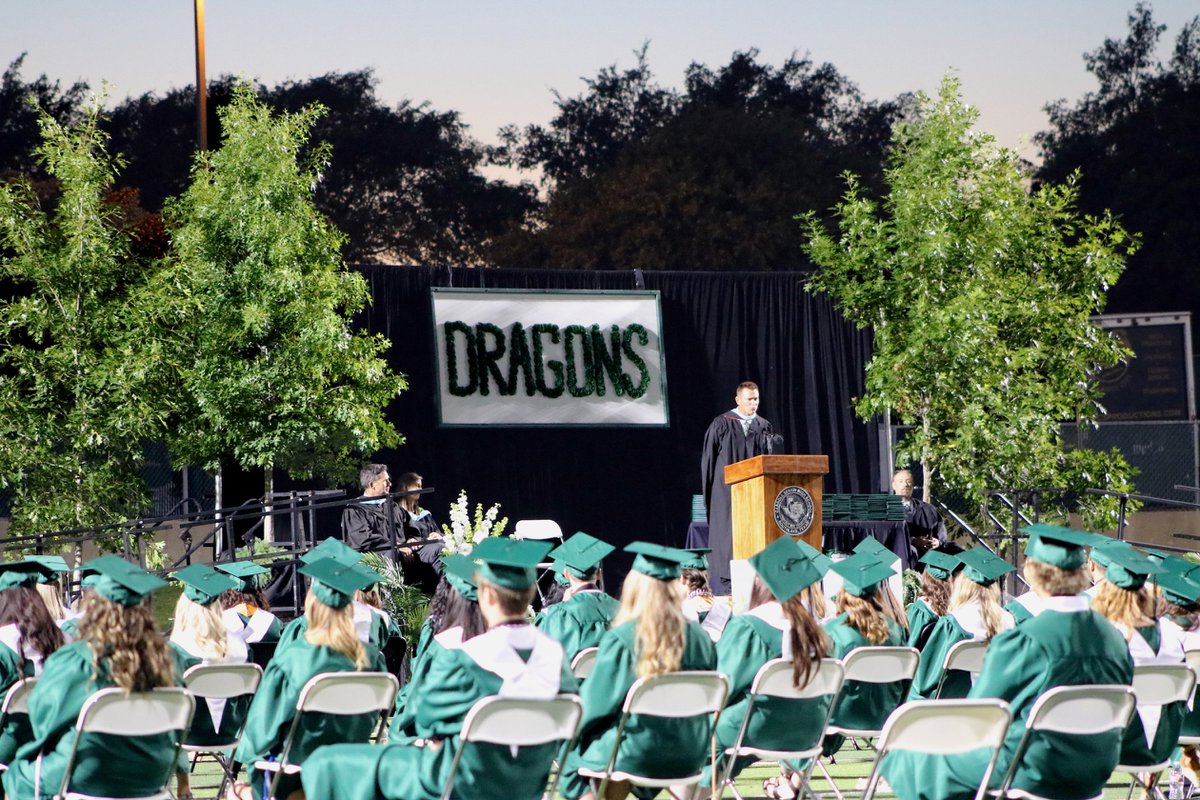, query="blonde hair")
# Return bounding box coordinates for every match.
[303,592,368,668]
[1092,580,1156,639]
[79,594,175,693]
[170,593,229,660]
[878,582,909,632]
[802,585,828,620]
[35,582,68,623]
[613,570,686,679]
[949,575,1005,641]
[1023,559,1090,597]
[836,589,892,644]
